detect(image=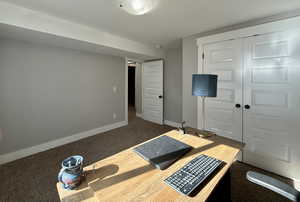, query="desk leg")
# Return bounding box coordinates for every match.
[207,169,231,202]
